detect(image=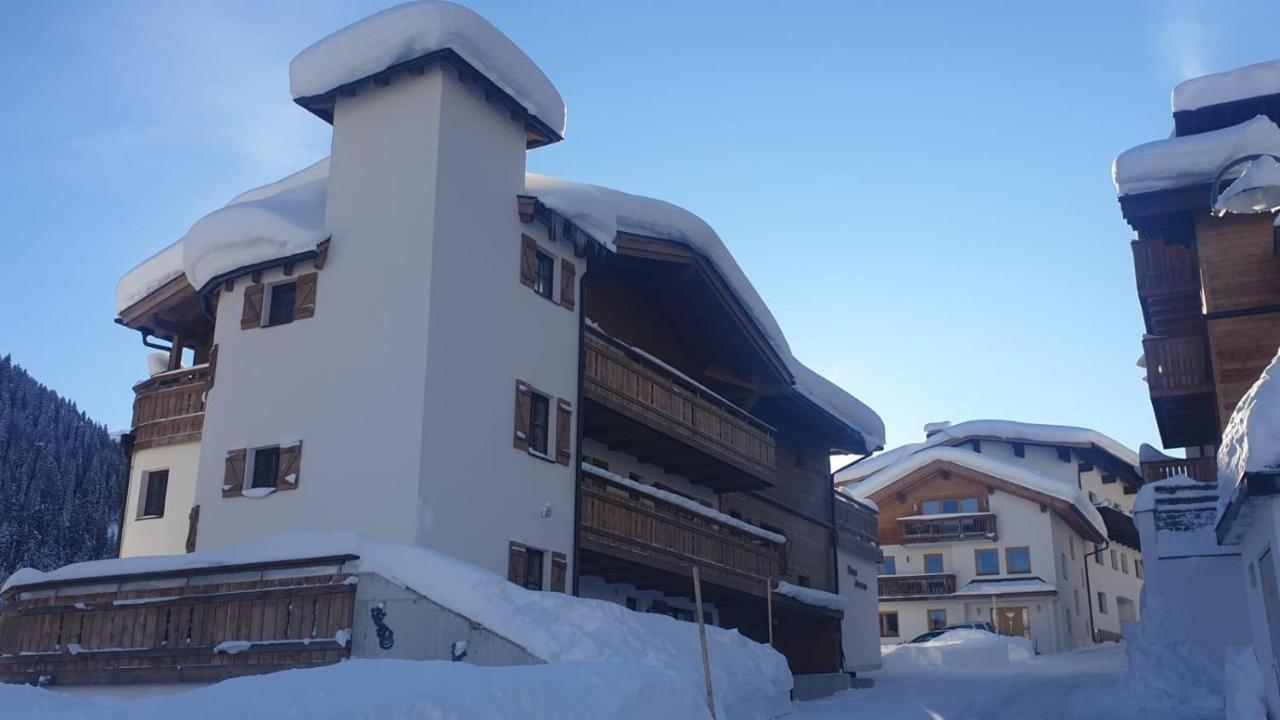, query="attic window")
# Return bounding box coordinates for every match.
[266,281,297,327]
[250,447,281,490]
[1055,447,1072,463]
[533,250,554,300]
[1012,443,1025,458]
